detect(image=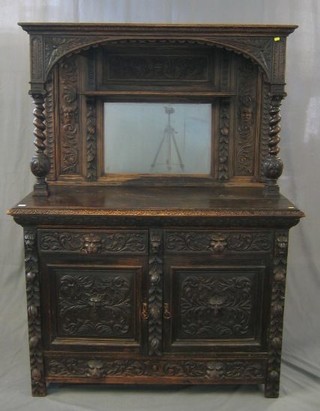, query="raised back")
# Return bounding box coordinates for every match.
[19,23,297,196]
